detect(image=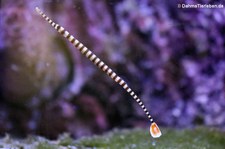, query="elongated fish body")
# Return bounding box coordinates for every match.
[35,7,161,138]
